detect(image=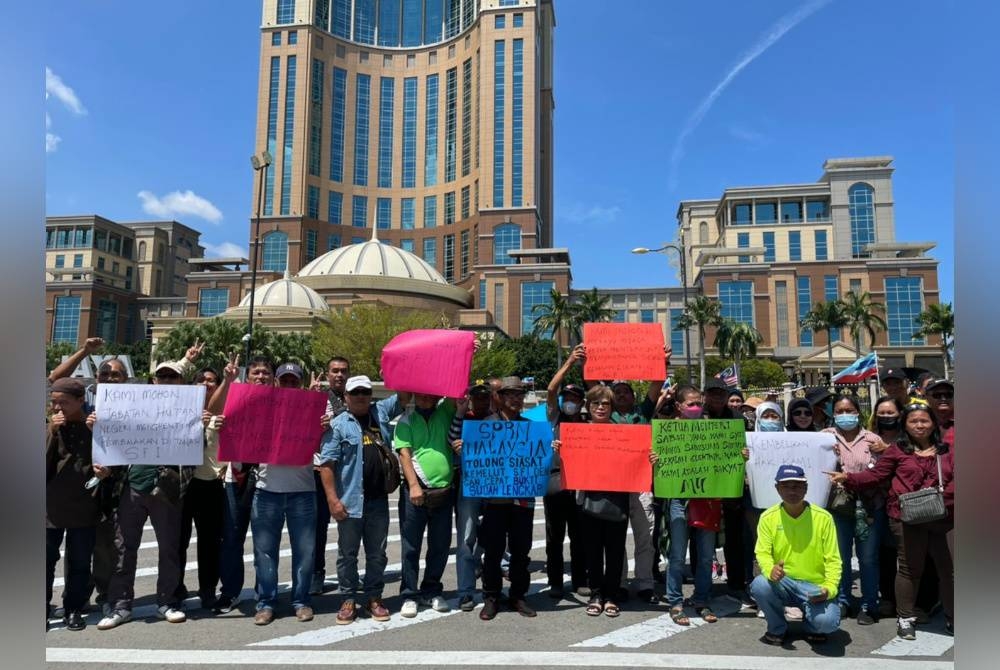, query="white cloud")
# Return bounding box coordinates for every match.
[728,124,770,146]
[667,0,834,191]
[45,67,87,115]
[46,132,62,153]
[203,241,248,259]
[137,189,223,223]
[560,203,622,227]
